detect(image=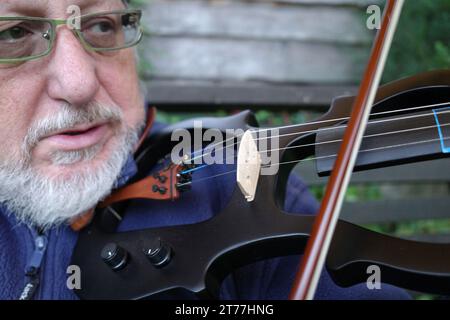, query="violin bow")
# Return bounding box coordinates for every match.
[289,0,405,300]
